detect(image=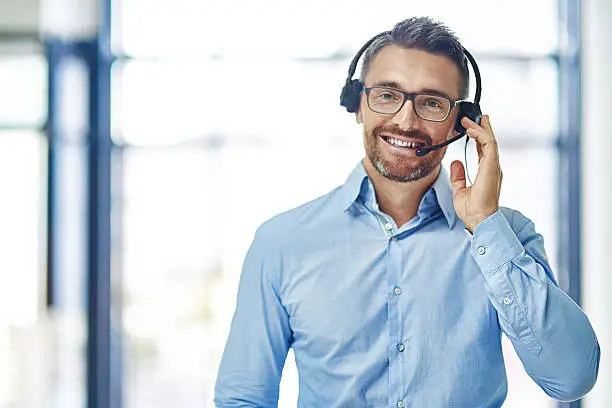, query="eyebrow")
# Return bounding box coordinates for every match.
[371,81,454,100]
